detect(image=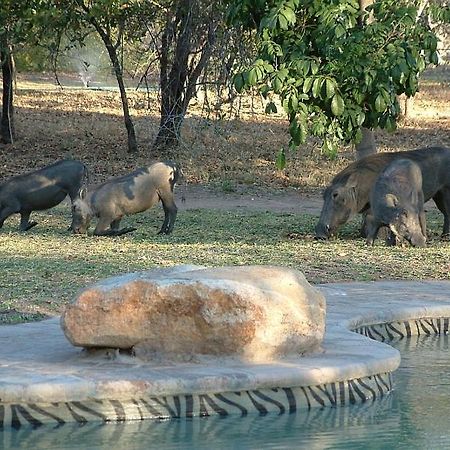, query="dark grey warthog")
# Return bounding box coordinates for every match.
[0,160,88,232]
[365,159,426,247]
[315,146,450,239]
[71,161,181,236]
